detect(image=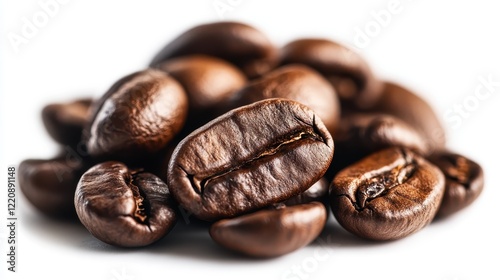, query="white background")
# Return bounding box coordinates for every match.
[1,0,500,279]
